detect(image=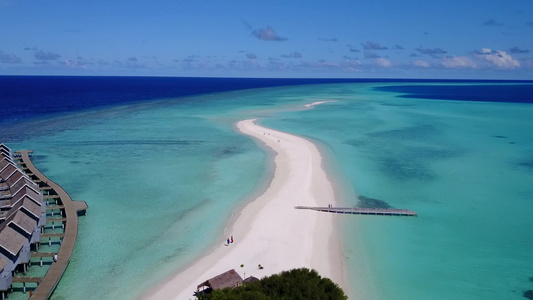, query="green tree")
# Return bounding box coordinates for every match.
[206,268,347,300]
